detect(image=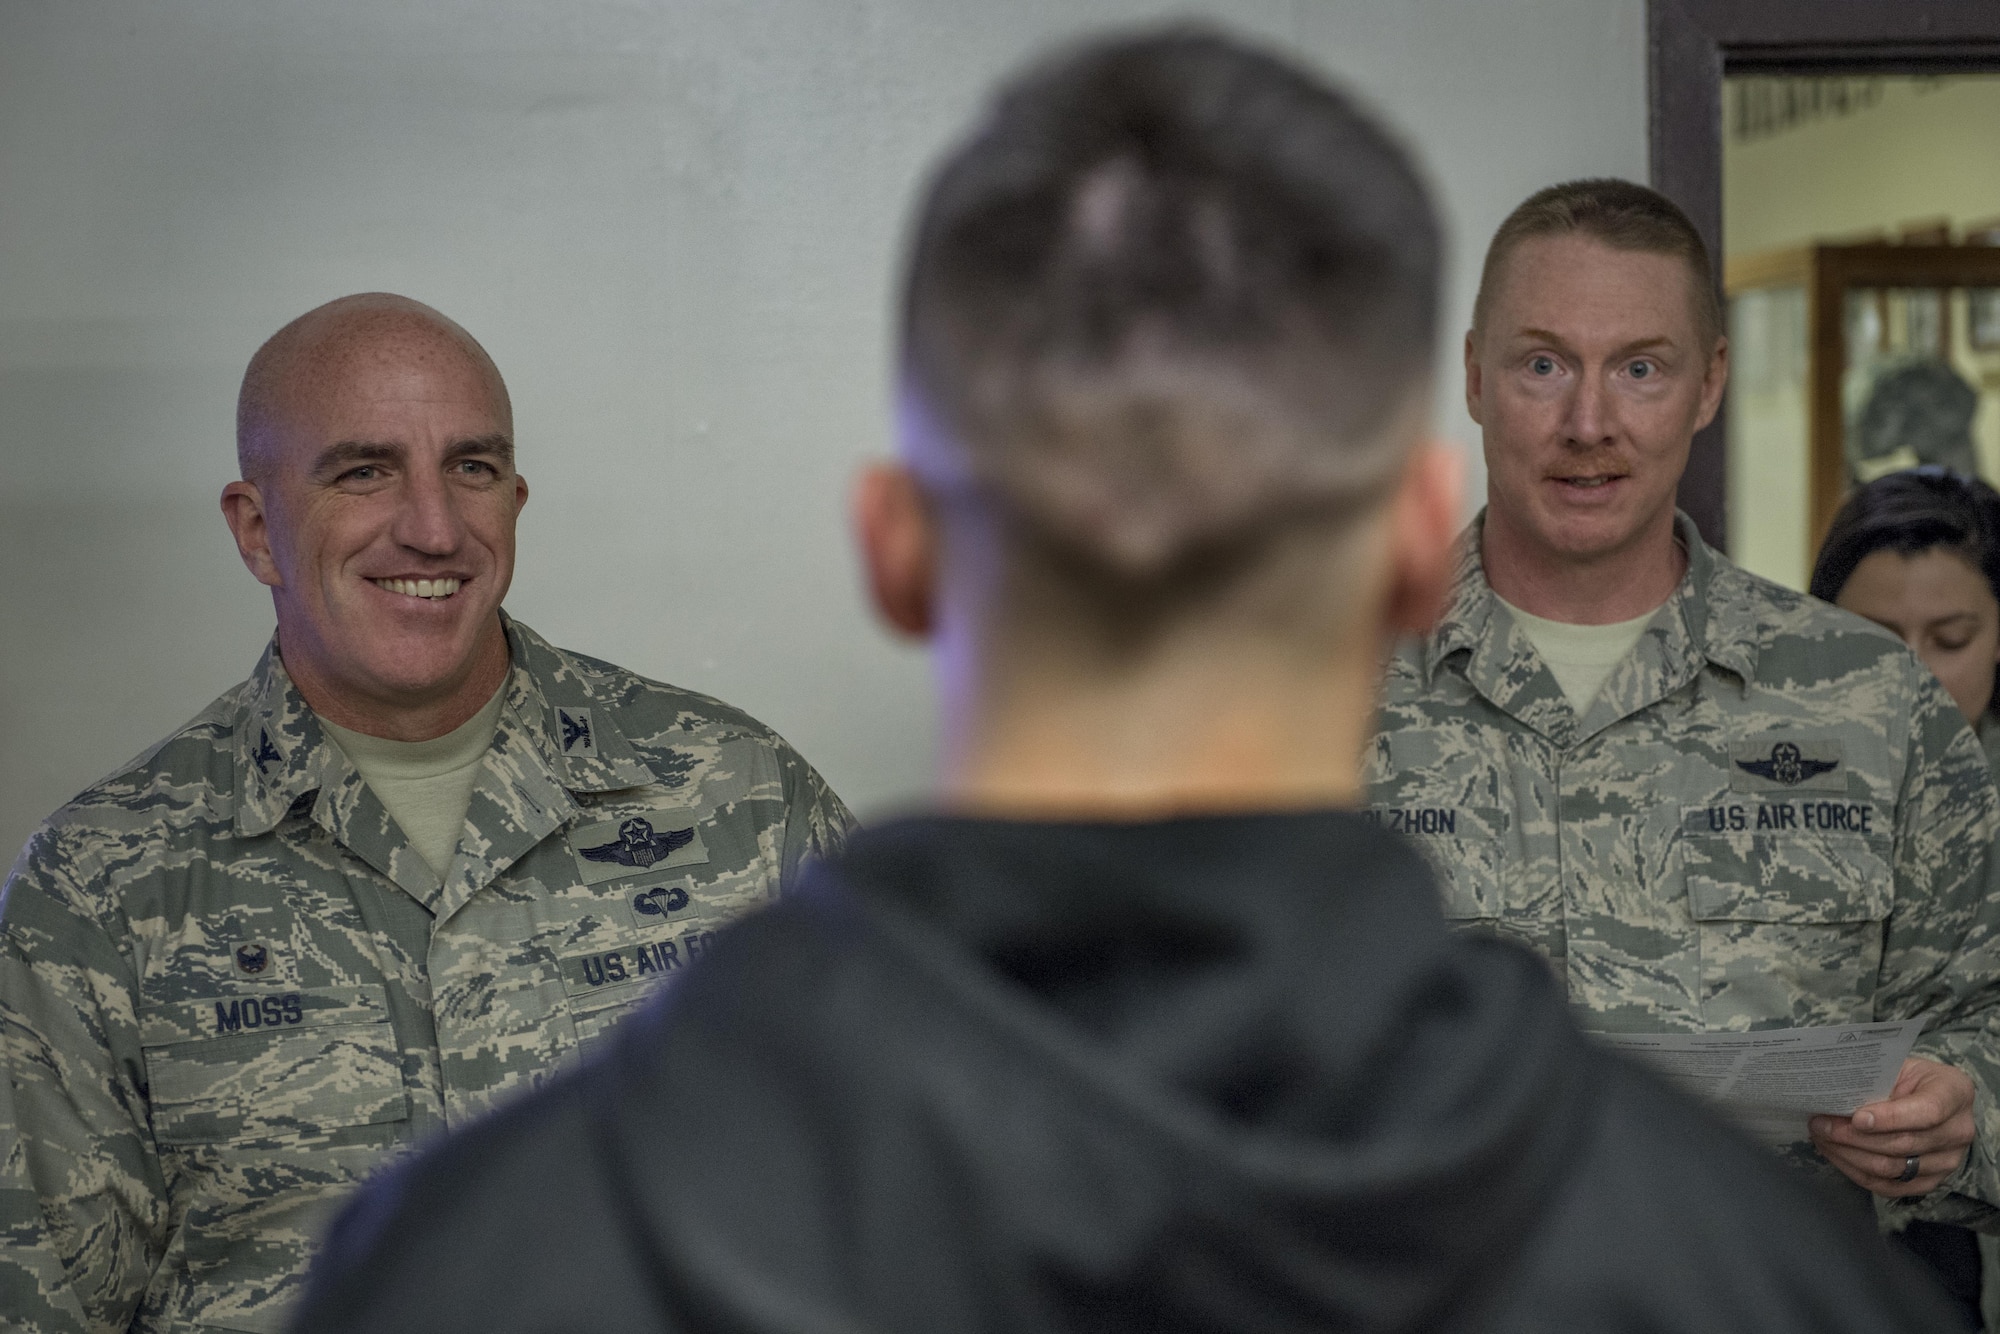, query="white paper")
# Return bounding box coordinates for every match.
[1592,1019,1925,1145]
